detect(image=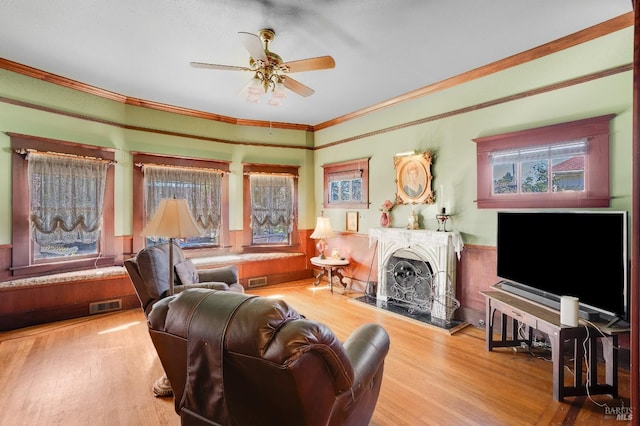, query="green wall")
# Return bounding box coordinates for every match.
[314,27,633,246]
[0,72,314,244]
[0,26,633,247]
